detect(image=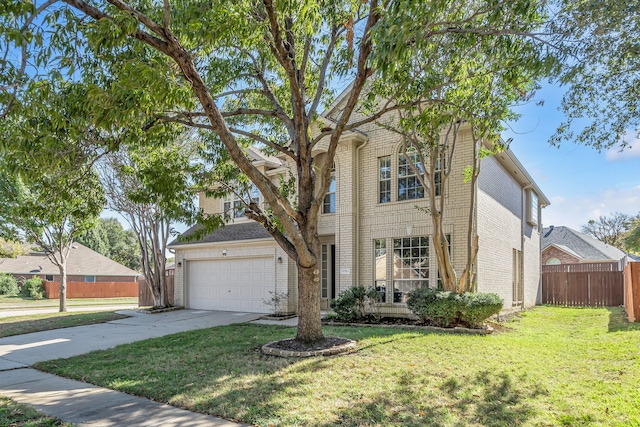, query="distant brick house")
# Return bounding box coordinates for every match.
[169,98,549,315]
[542,225,628,267]
[0,243,139,283]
